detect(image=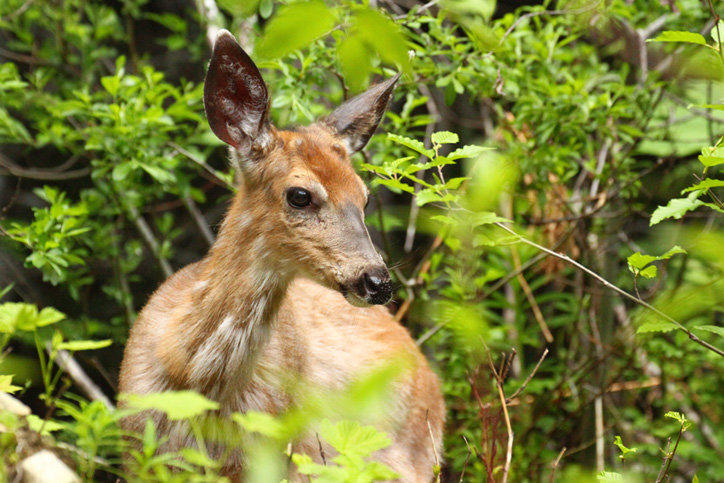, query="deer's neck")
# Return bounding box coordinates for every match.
[175,195,292,399]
